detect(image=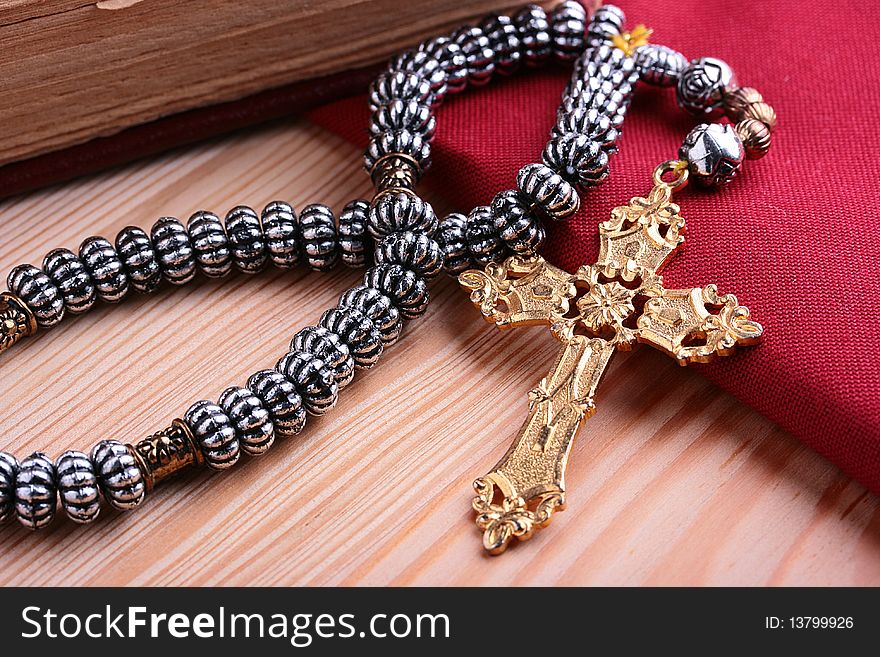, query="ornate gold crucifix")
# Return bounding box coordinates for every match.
[459,161,763,554]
